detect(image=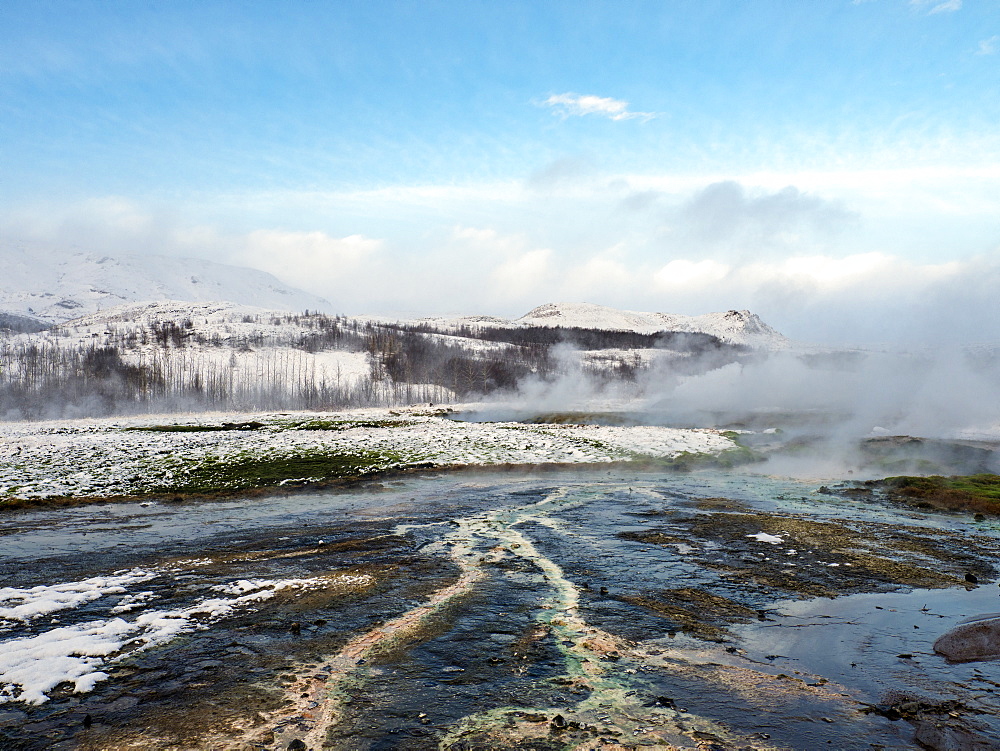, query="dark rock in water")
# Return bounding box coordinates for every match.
[287,740,307,751]
[933,616,1000,662]
[974,513,986,522]
[862,704,902,721]
[913,719,998,750]
[550,714,566,729]
[82,714,92,729]
[965,572,979,584]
